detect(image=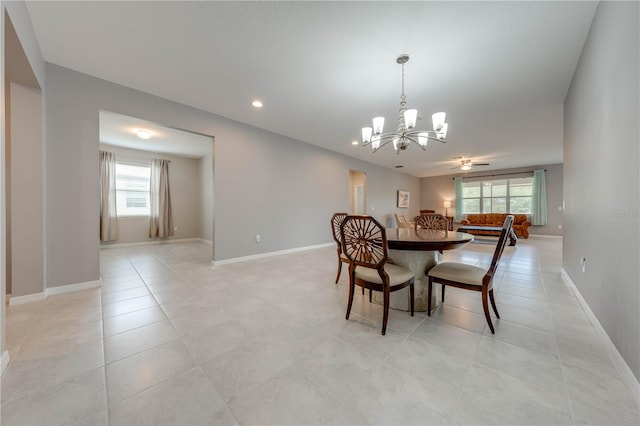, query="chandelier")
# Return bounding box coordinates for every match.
[361,55,449,154]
